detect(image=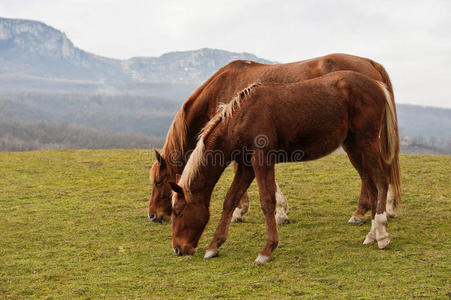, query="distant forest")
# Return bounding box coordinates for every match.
[0,119,163,151]
[0,93,450,153]
[0,93,172,151]
[401,135,451,154]
[0,93,180,137]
